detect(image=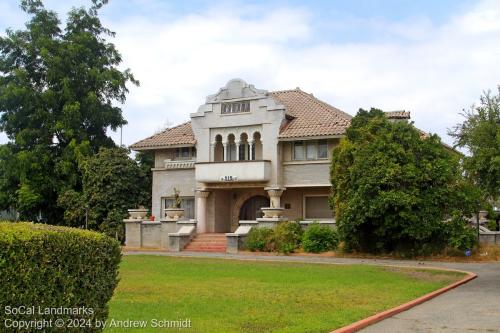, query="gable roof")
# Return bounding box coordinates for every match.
[270,88,352,139]
[129,122,195,150]
[385,110,411,119]
[129,87,412,150]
